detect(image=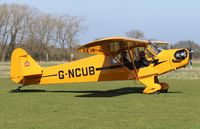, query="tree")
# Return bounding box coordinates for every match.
[125,29,144,39]
[30,13,56,61]
[6,4,34,60]
[0,3,86,62]
[0,4,9,61]
[173,40,200,49]
[173,40,200,59]
[0,4,34,61]
[54,15,86,61]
